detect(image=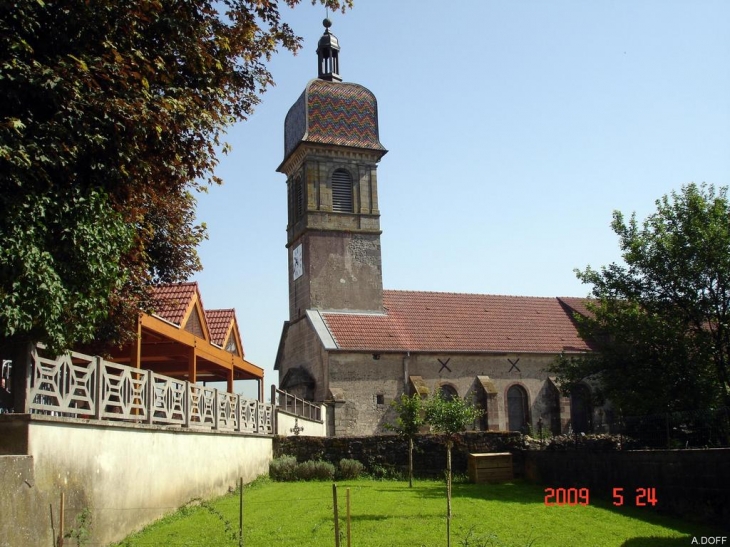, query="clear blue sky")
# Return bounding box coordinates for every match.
[193,1,730,399]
